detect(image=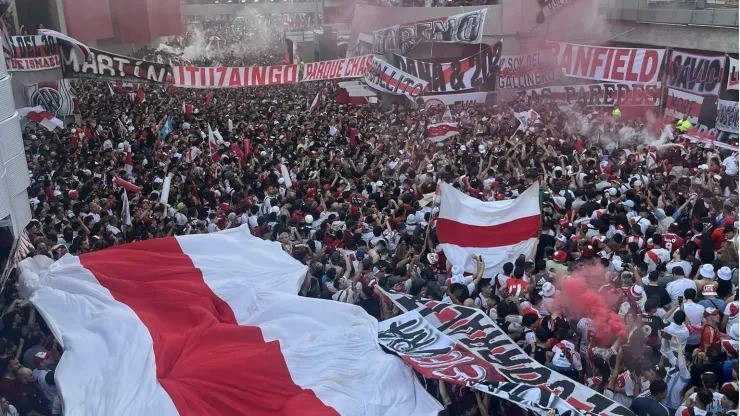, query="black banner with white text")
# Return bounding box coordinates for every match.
[60,43,169,83]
